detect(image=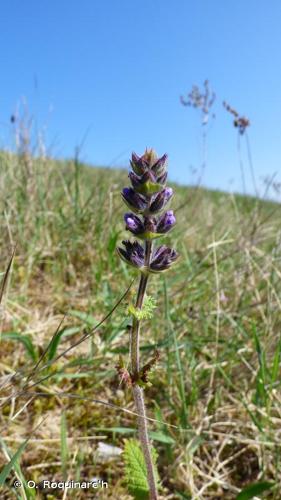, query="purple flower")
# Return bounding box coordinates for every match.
[149,245,178,273]
[117,240,145,269]
[156,210,176,234]
[122,188,147,213]
[150,187,173,213]
[124,213,145,235]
